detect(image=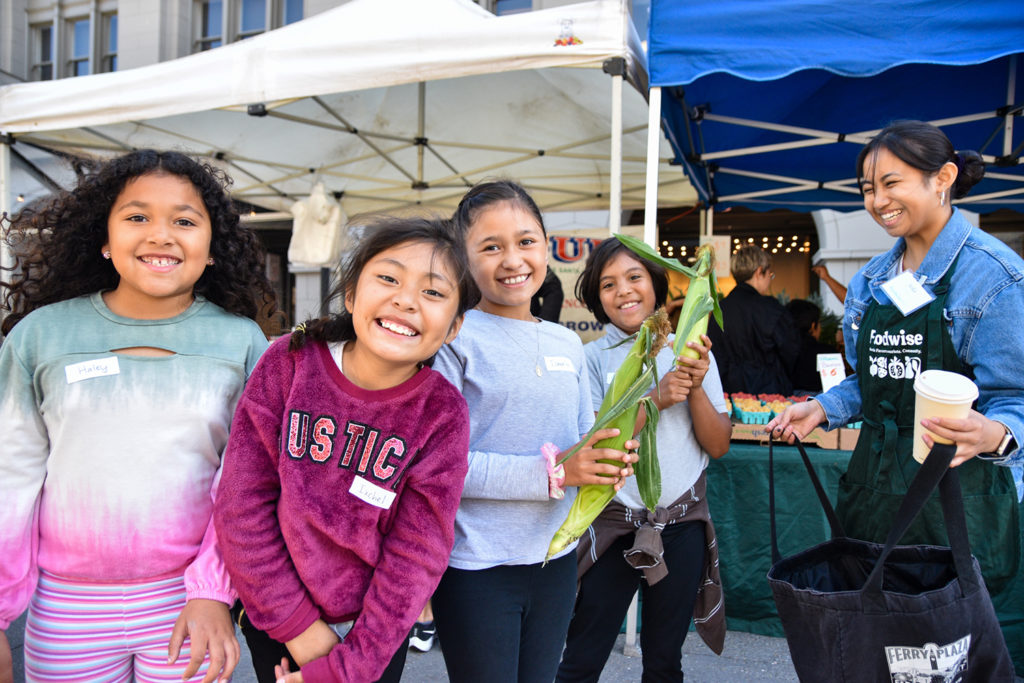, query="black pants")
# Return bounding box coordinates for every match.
[432,552,577,683]
[556,520,706,683]
[232,603,409,683]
